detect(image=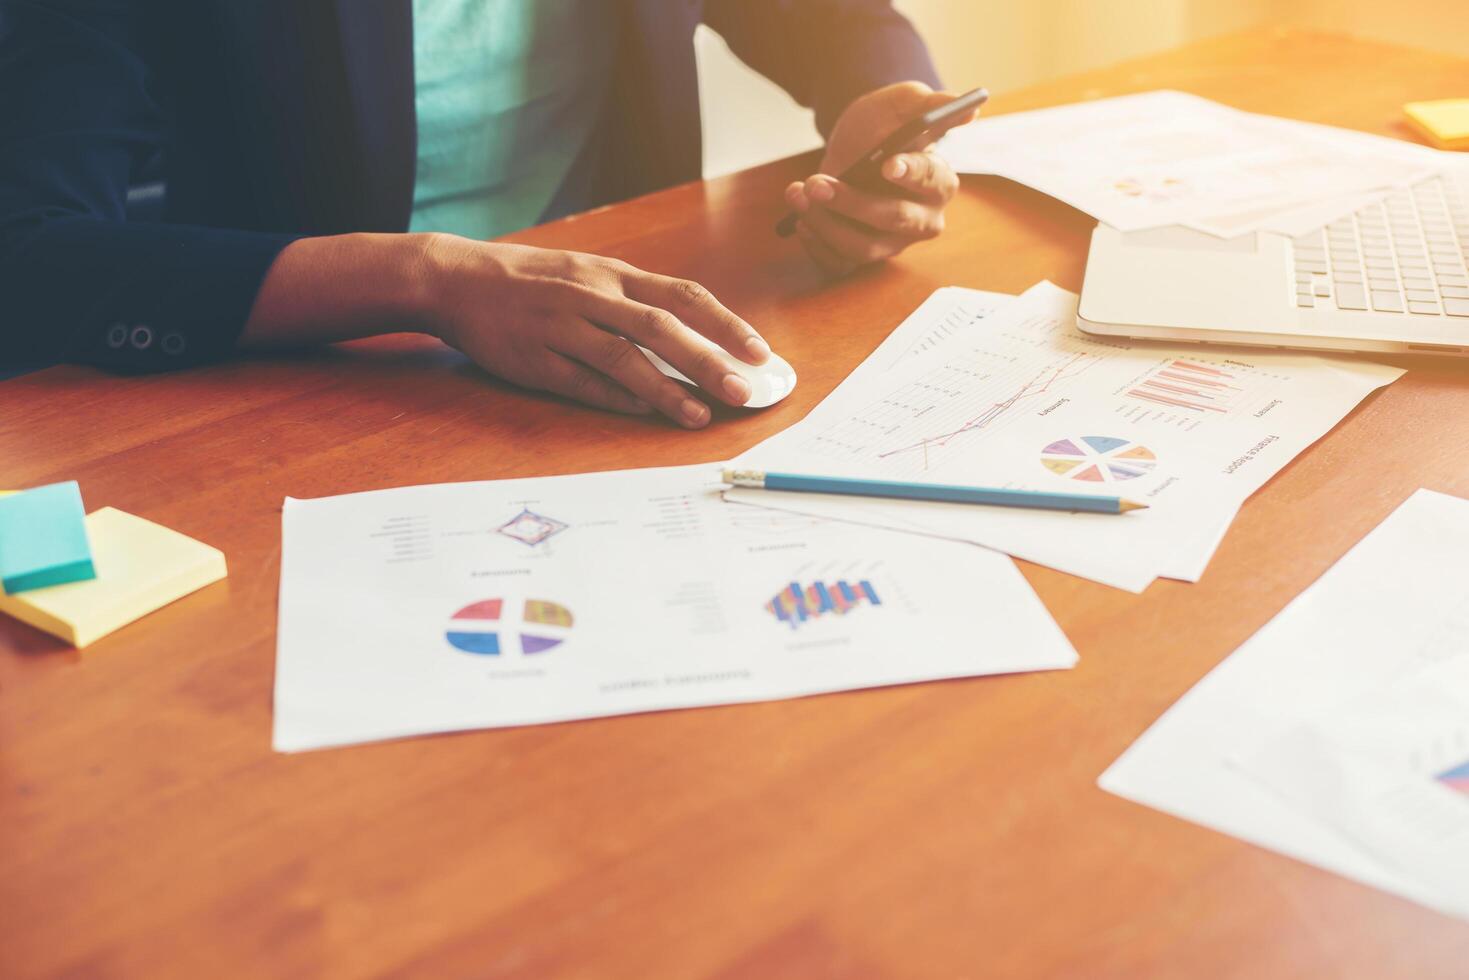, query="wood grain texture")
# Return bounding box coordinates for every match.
[4,28,1469,980]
